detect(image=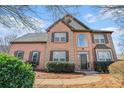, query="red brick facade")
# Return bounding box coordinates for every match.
[10,15,117,71]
